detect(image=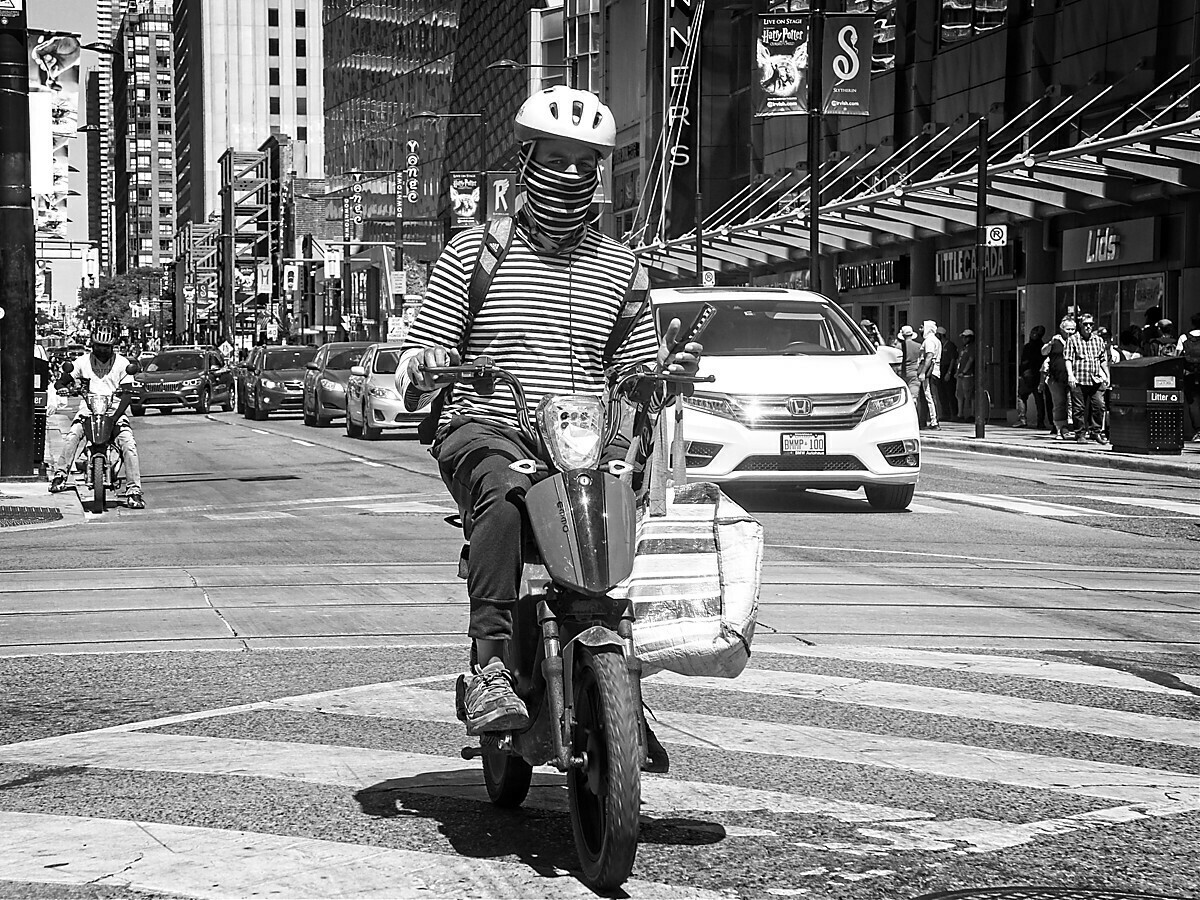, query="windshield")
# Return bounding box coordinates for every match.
[656,298,873,356]
[326,347,366,370]
[373,349,403,374]
[264,347,317,369]
[145,352,204,372]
